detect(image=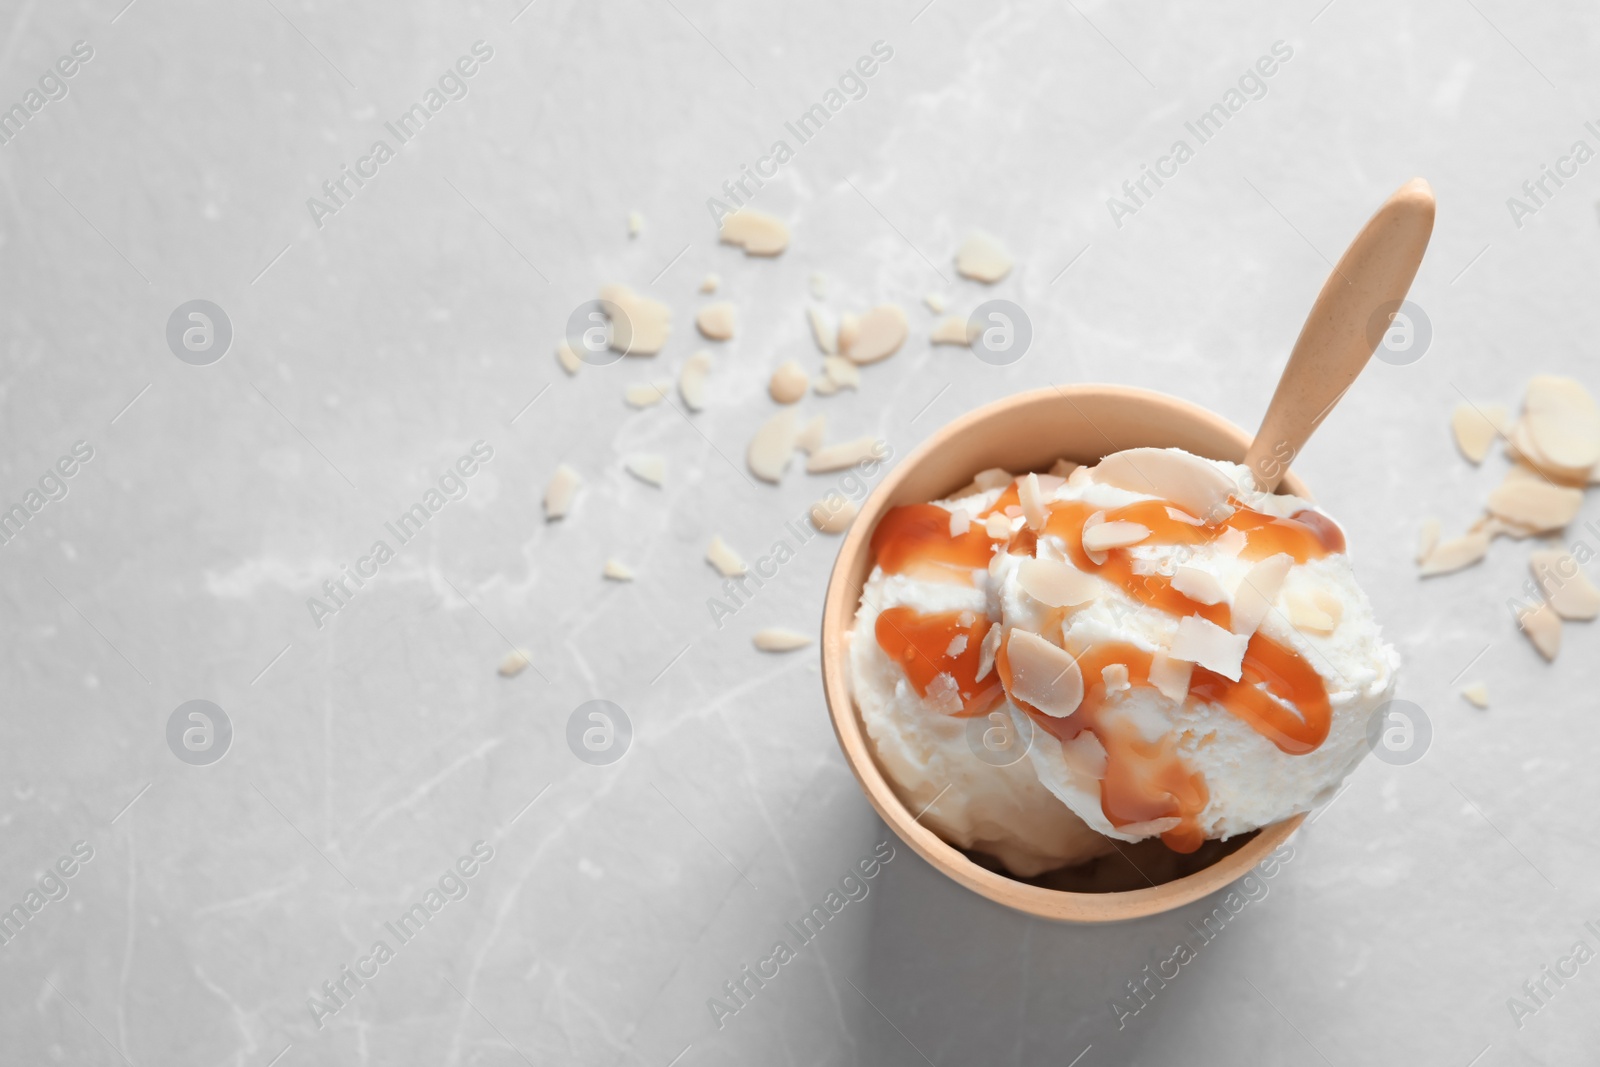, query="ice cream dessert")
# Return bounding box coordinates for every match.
[849,447,1398,875]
